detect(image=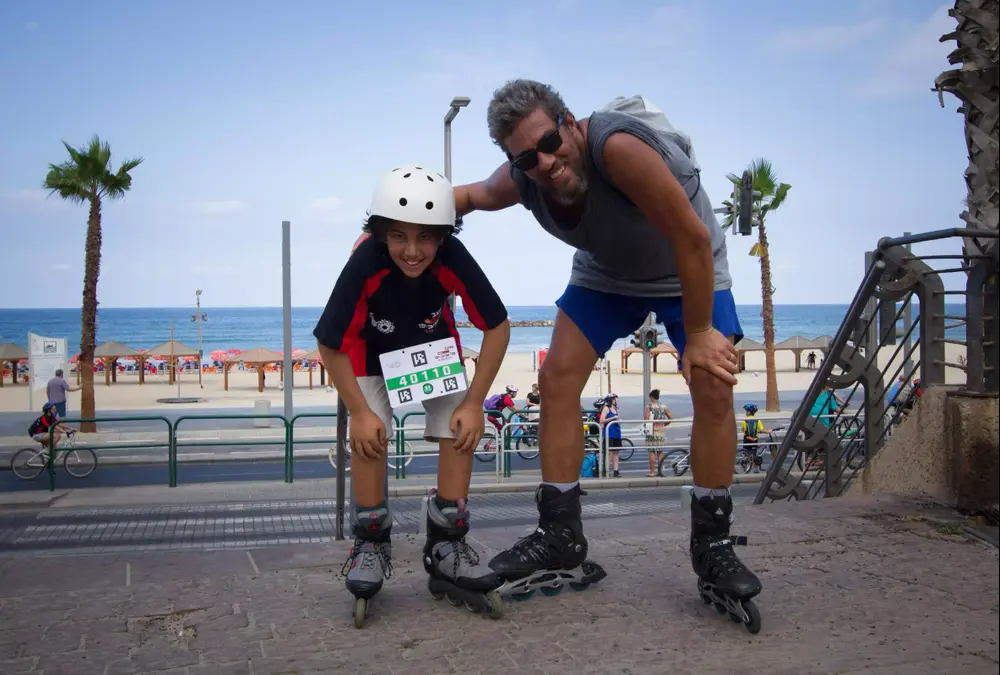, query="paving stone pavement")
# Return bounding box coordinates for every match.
[0,492,996,675]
